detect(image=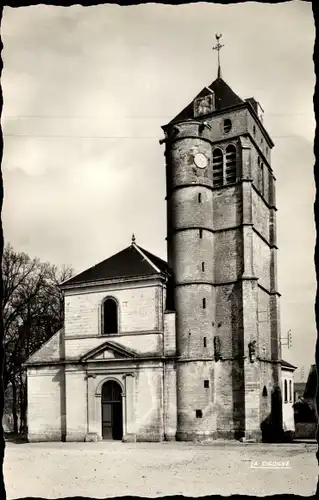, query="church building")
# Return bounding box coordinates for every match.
[26,38,292,443]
